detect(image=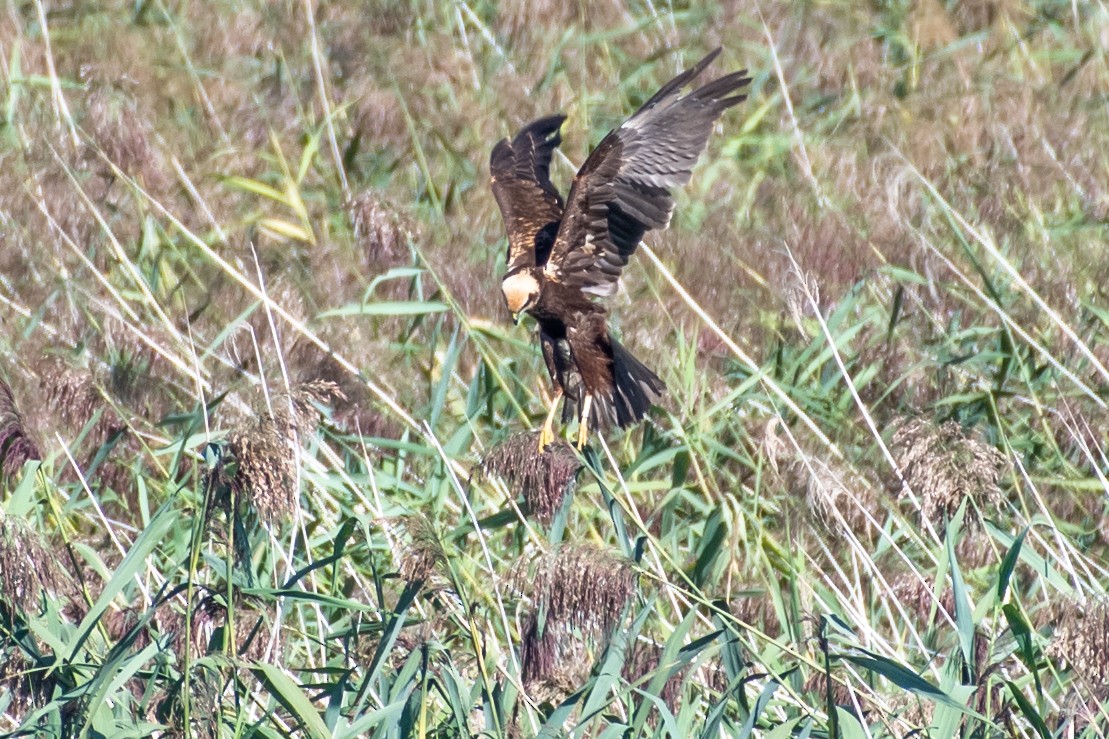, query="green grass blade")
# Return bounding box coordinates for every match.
[253,662,331,739]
